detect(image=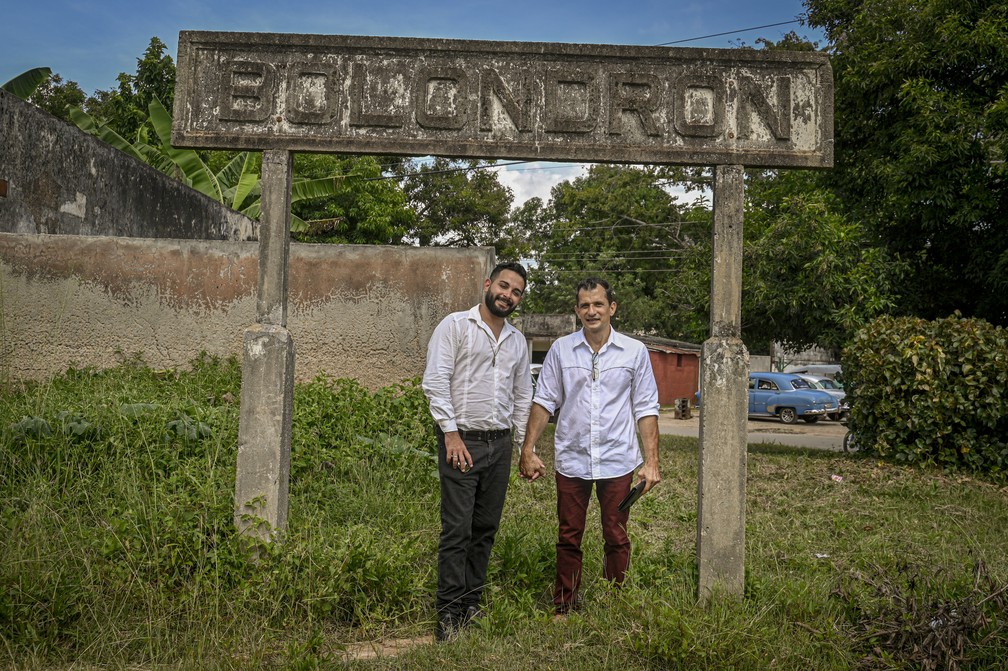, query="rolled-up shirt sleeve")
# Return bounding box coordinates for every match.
[632,346,661,421]
[532,345,563,415]
[422,317,459,433]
